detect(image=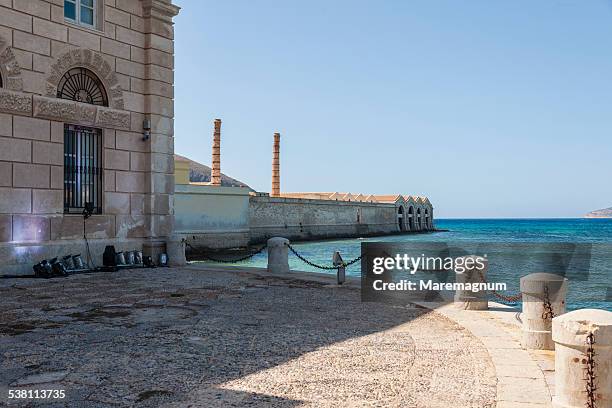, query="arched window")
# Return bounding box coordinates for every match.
[57,67,108,106]
[397,206,406,231]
